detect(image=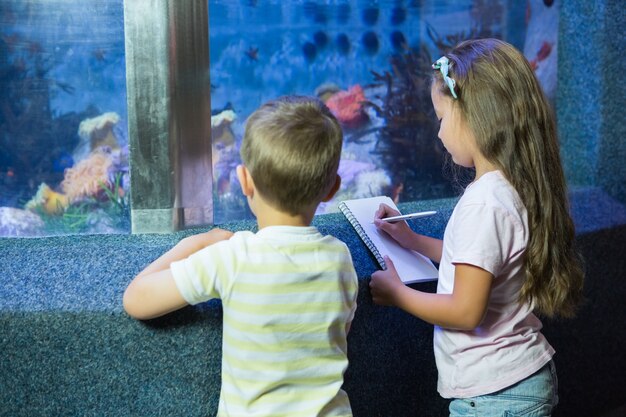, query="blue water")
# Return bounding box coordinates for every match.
[1,0,558,235]
[2,0,127,118]
[209,0,483,118]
